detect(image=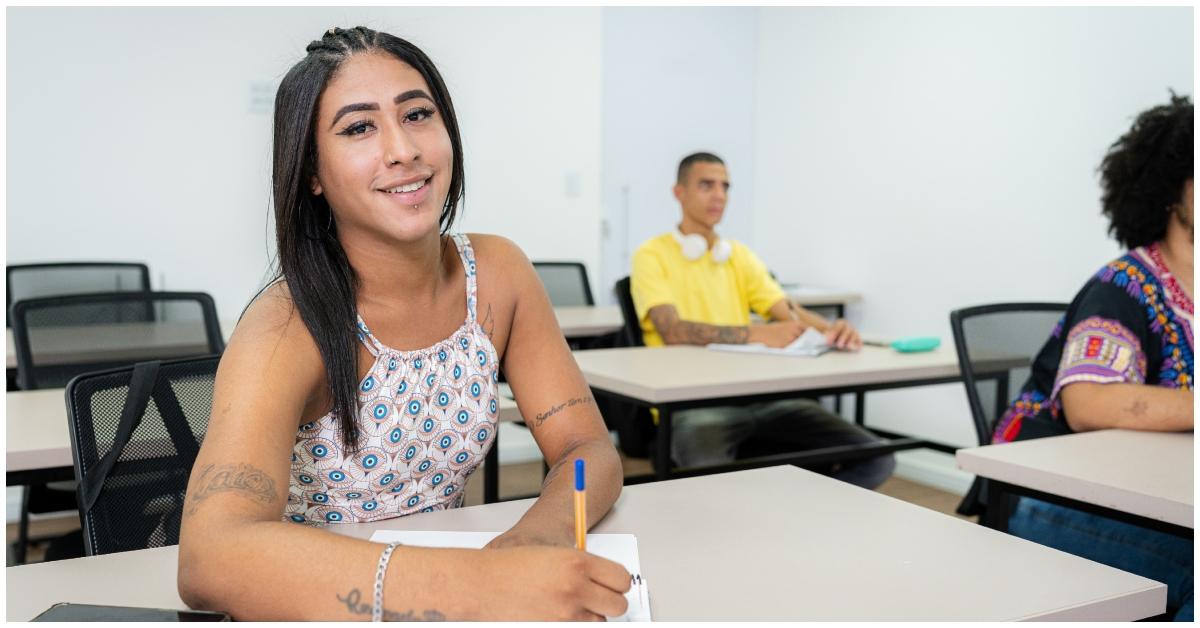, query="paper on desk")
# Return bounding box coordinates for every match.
[708,326,830,357]
[368,530,651,621]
